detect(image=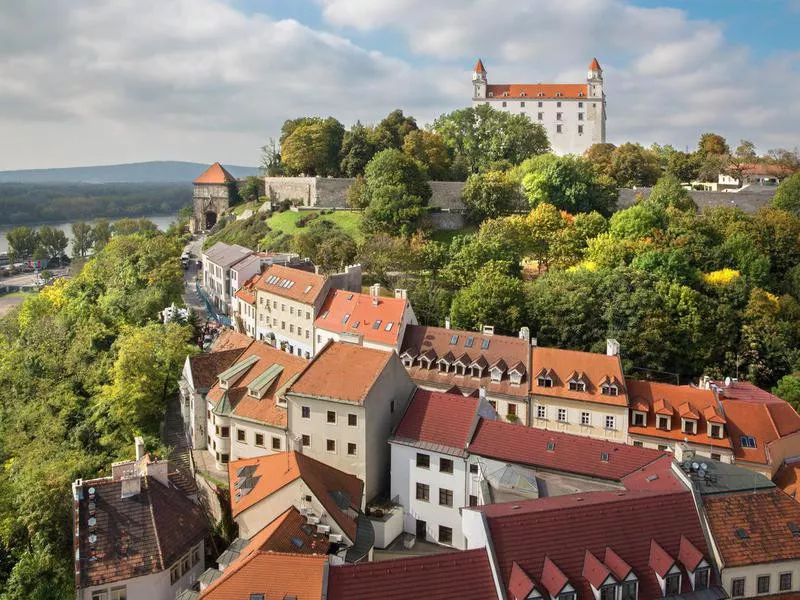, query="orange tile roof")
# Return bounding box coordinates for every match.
[194,162,237,185]
[205,341,307,427]
[315,289,409,348]
[228,451,364,541]
[289,342,392,404]
[721,397,800,465]
[237,506,331,557]
[703,488,800,567]
[626,380,731,450]
[487,83,590,100]
[474,58,486,73]
[254,263,328,304]
[589,57,602,71]
[775,460,800,499]
[200,551,326,600]
[234,274,259,305]
[210,329,253,353]
[531,347,627,407]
